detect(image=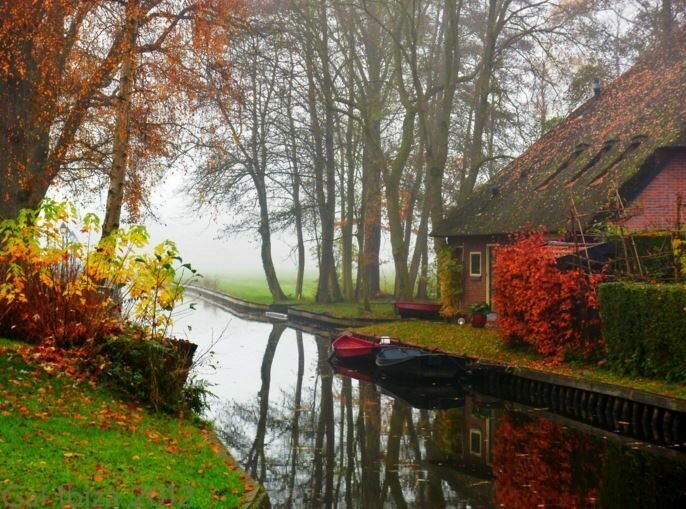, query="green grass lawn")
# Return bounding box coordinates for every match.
[0,340,250,508]
[204,272,318,304]
[204,271,400,320]
[356,321,686,400]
